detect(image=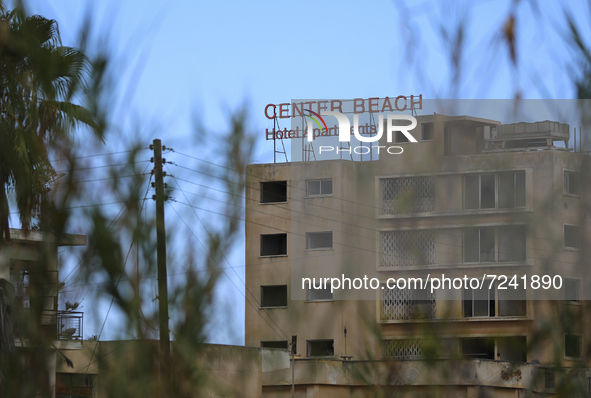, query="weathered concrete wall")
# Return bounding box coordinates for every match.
[56,341,268,398]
